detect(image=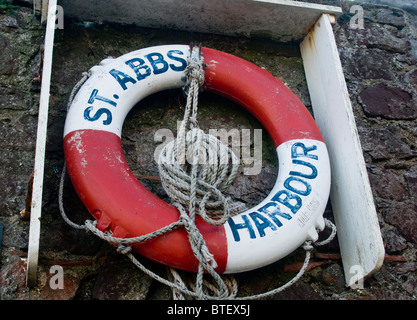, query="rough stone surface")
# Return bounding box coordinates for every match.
[358,124,417,161]
[347,22,410,53]
[405,165,417,196]
[37,271,79,300]
[1,0,417,301]
[359,84,416,119]
[368,166,408,201]
[339,47,396,81]
[92,261,153,300]
[0,250,28,300]
[383,203,417,246]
